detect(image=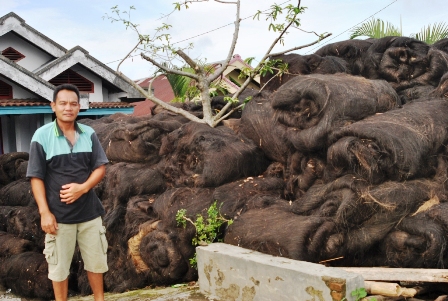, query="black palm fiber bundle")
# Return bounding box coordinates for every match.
[158,122,269,187]
[271,73,400,153]
[326,99,448,184]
